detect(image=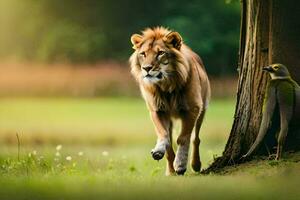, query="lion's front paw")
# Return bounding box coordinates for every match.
[151,150,165,160]
[175,167,186,175]
[150,139,169,161]
[174,144,189,175]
